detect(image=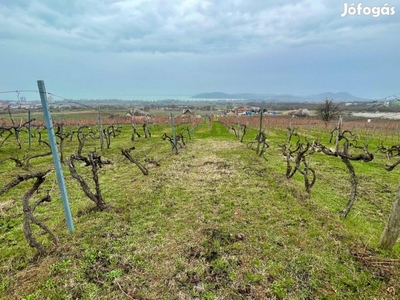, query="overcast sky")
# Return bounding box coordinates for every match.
[0,0,399,100]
